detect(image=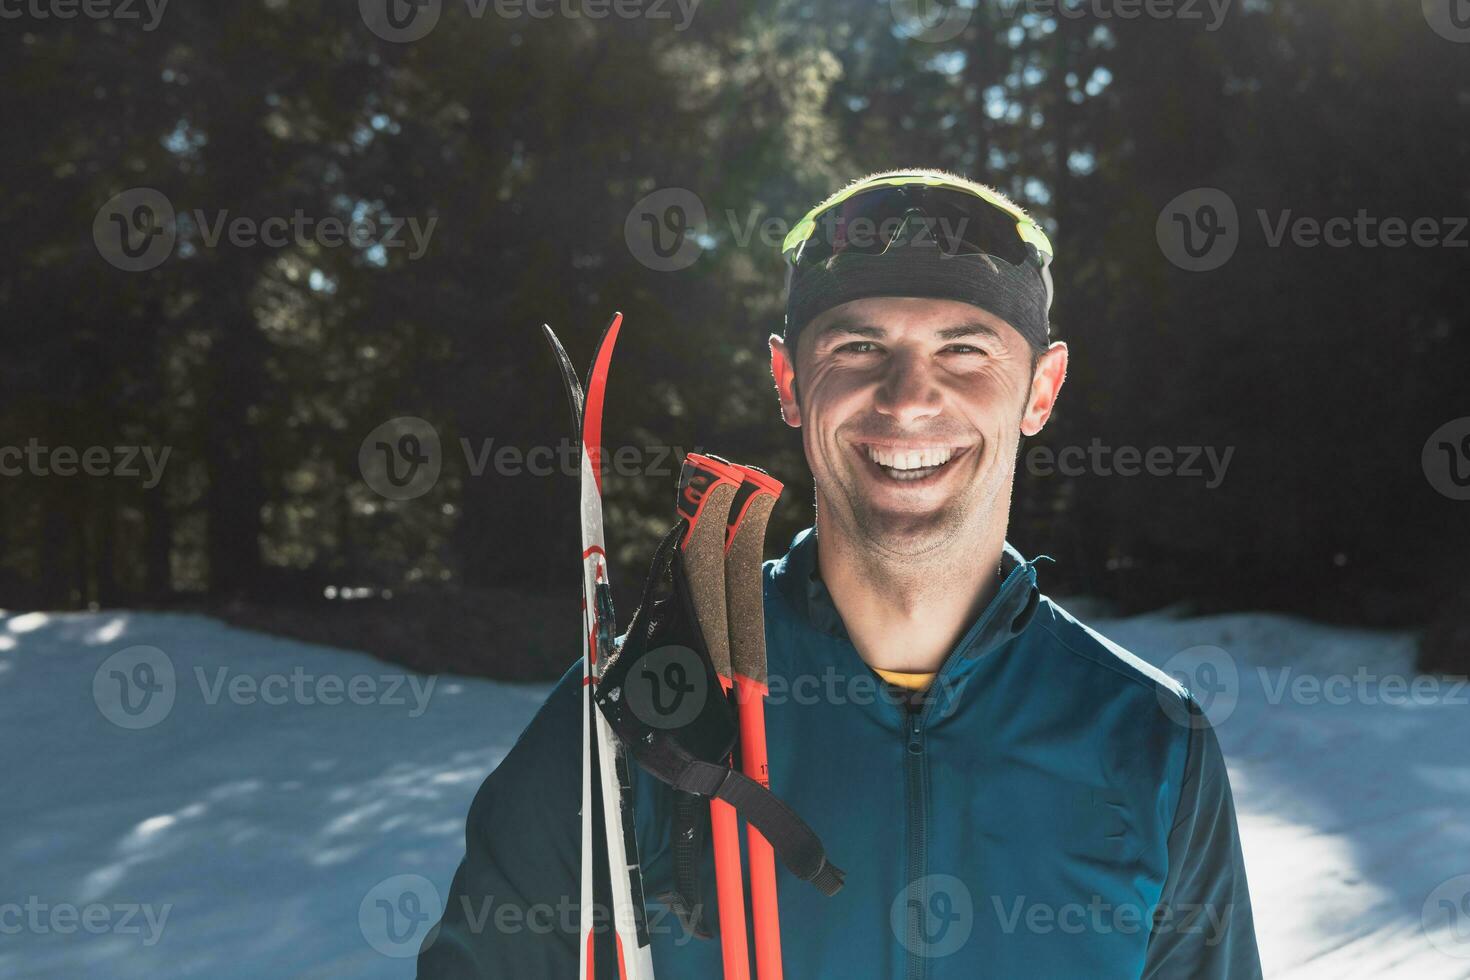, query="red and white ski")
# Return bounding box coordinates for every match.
[543,315,656,980]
